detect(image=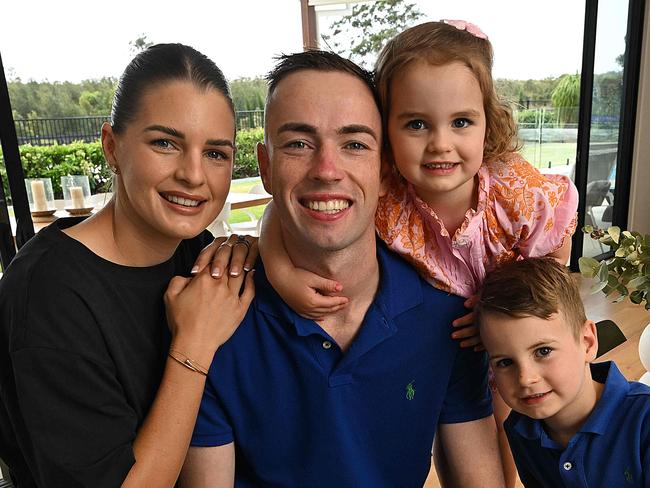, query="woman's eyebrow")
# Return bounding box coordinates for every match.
[144,125,233,147]
[144,124,184,138]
